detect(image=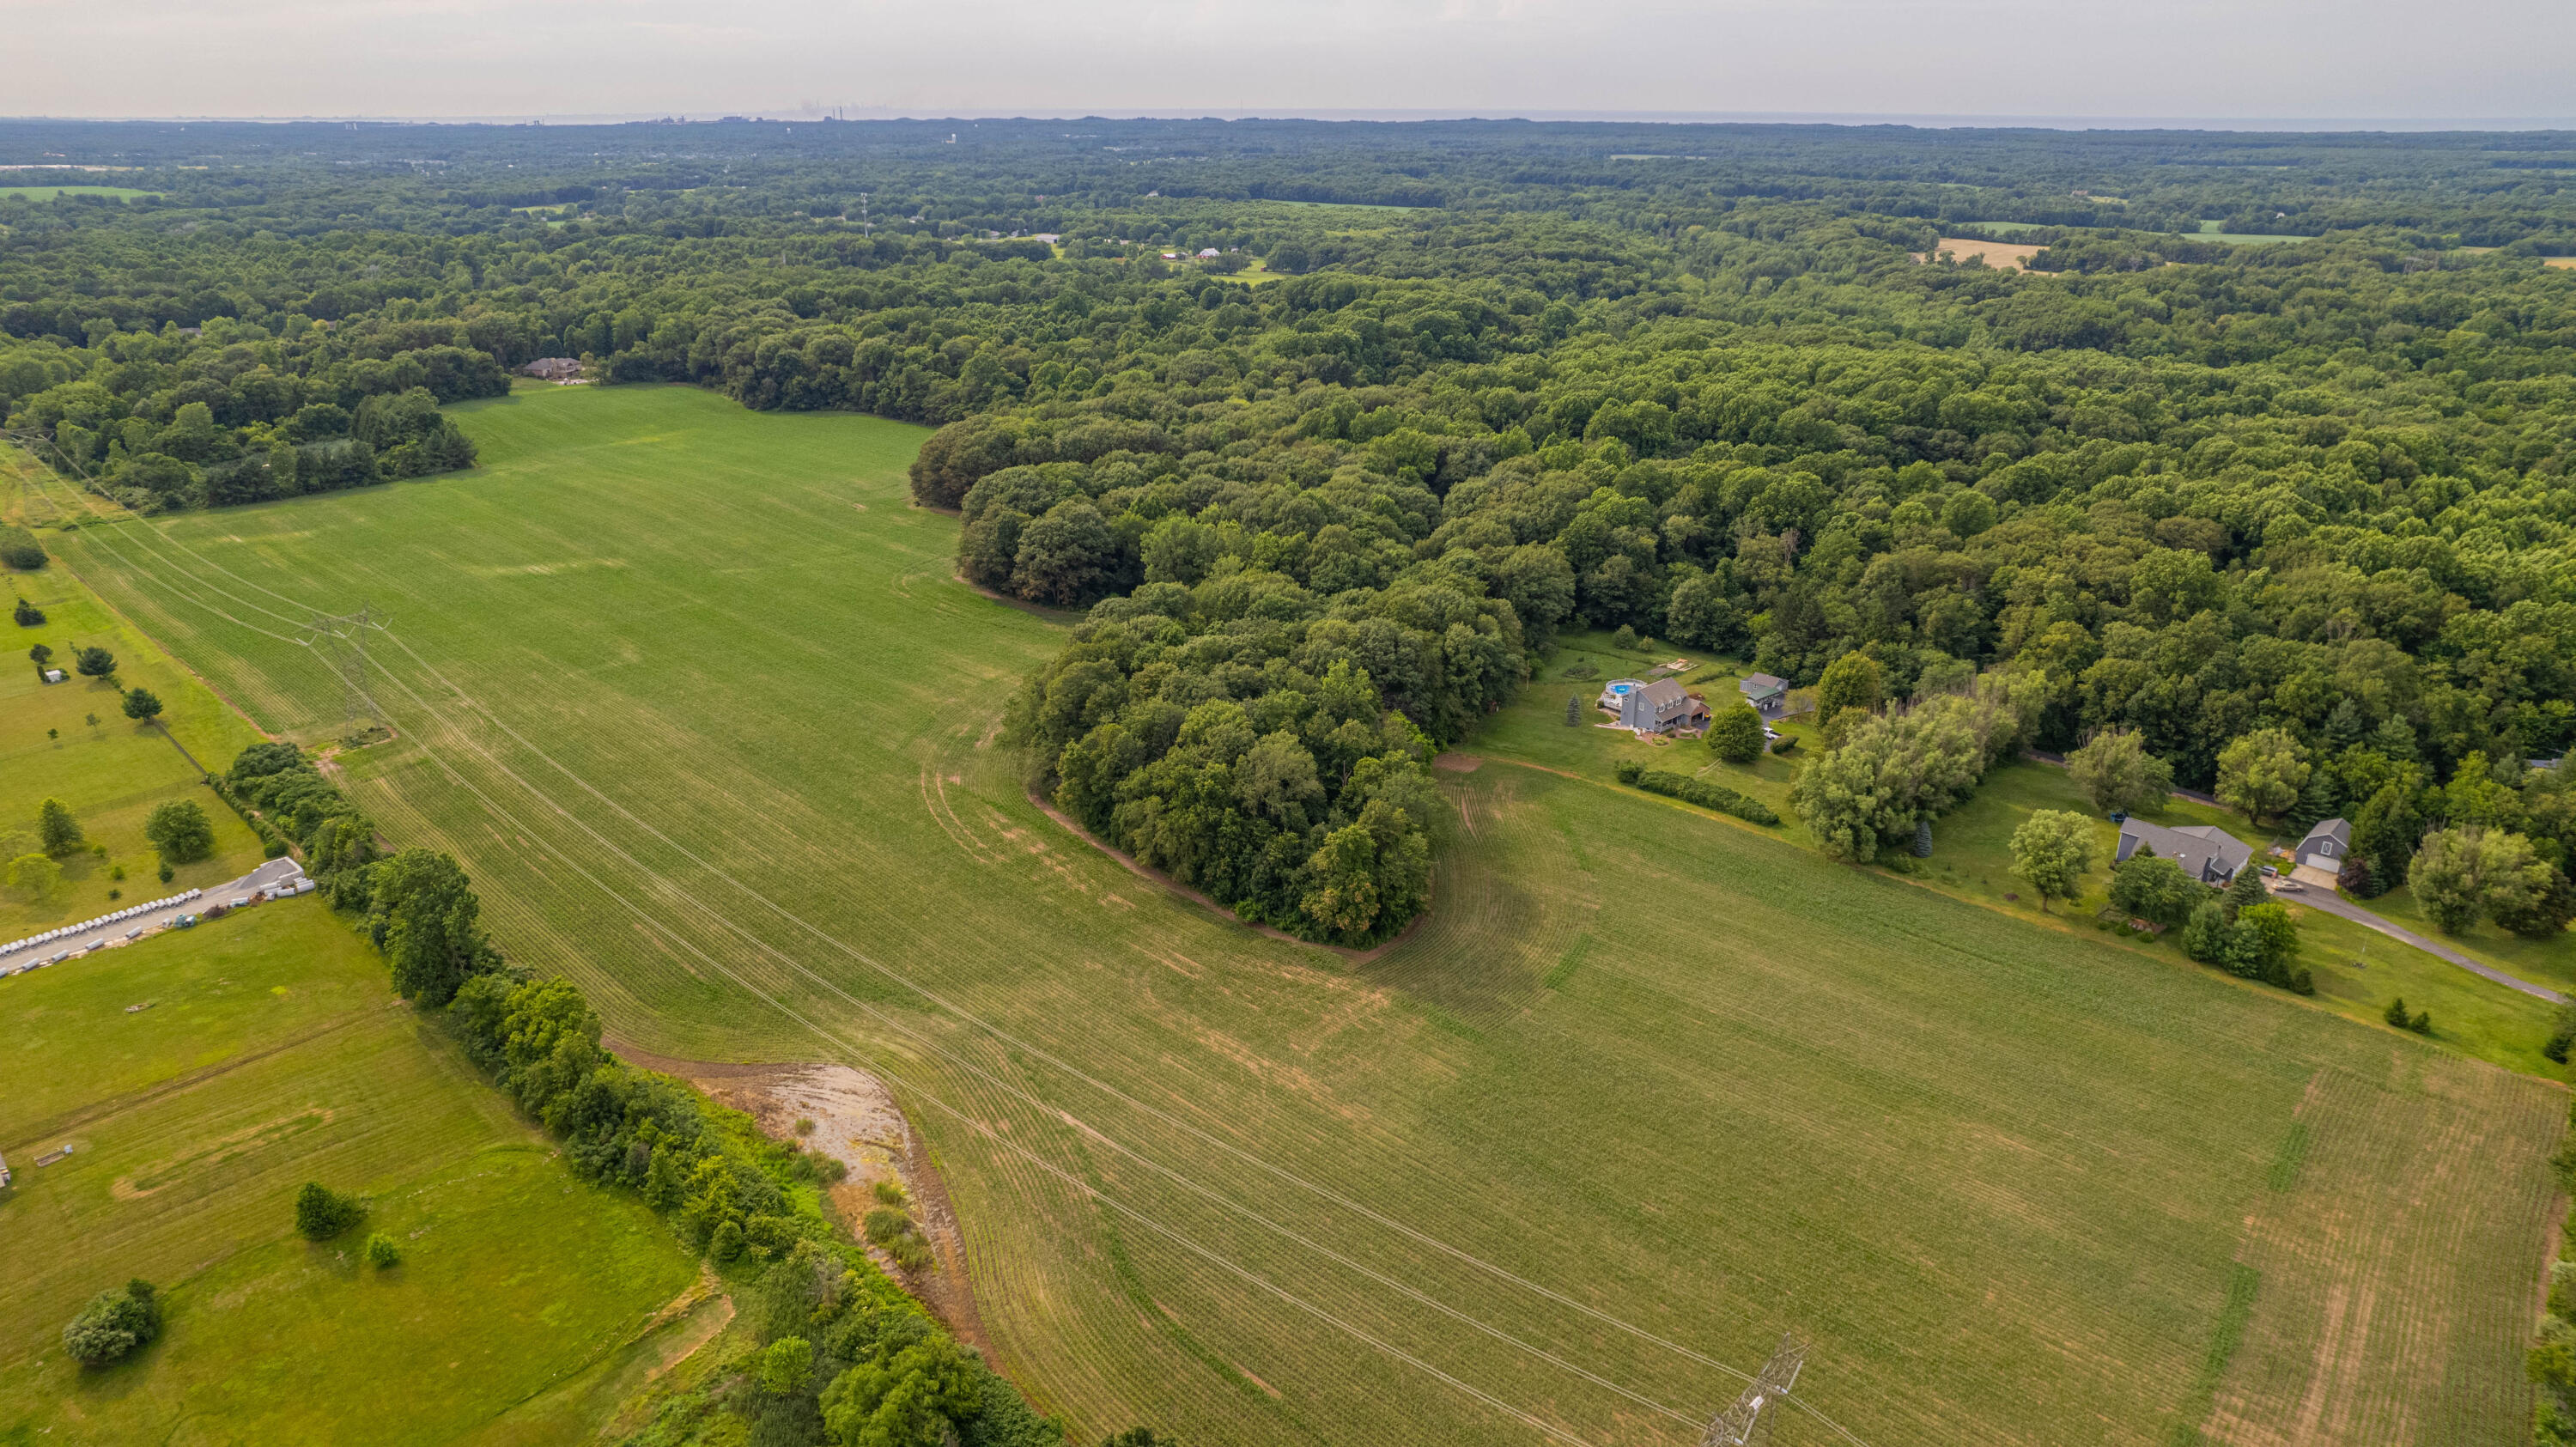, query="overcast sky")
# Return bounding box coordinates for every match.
[9,0,2573,125]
